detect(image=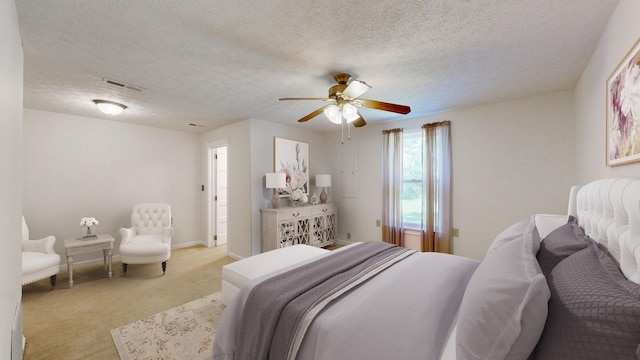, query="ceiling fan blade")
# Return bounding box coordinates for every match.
[352,114,367,128]
[297,105,330,123]
[279,97,330,101]
[360,99,411,114]
[342,80,371,98]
